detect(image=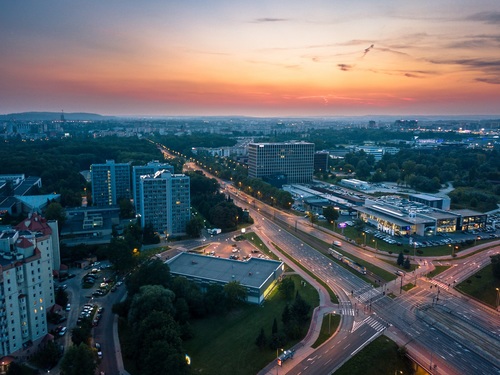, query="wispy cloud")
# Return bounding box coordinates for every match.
[362,44,374,57]
[466,11,500,24]
[476,77,500,84]
[251,18,289,23]
[338,64,353,71]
